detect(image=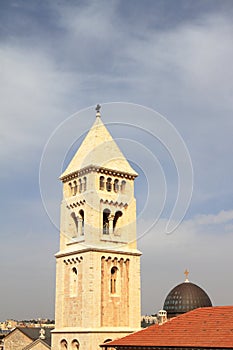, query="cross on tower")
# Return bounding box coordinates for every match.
[184,269,189,282]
